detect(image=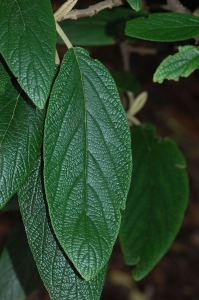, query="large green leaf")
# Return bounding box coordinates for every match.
[57,8,147,46]
[0,220,42,300]
[0,0,56,108]
[120,123,189,280]
[127,0,142,11]
[18,158,107,300]
[44,47,132,280]
[0,79,44,209]
[126,13,199,41]
[0,58,10,92]
[154,45,199,83]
